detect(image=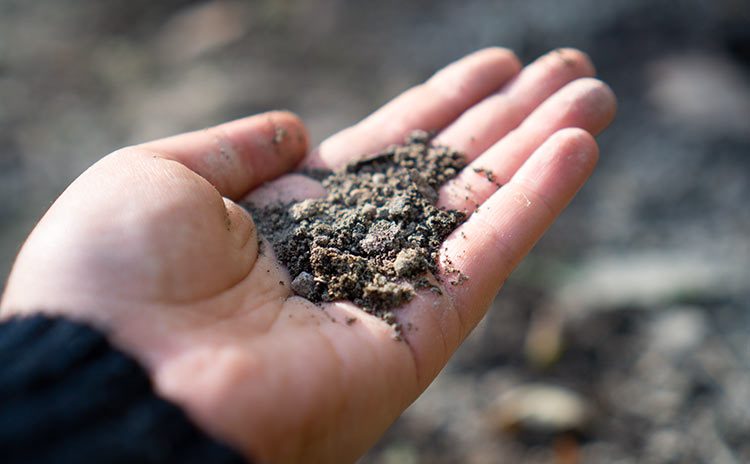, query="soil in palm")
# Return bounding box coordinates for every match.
[246,131,468,333]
